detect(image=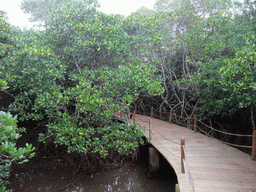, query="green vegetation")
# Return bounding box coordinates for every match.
[1,0,256,190]
[1,16,35,191]
[1,1,164,189]
[0,82,35,191]
[125,0,256,126]
[219,39,256,130]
